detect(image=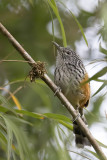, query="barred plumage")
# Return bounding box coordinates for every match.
[53,42,91,148]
